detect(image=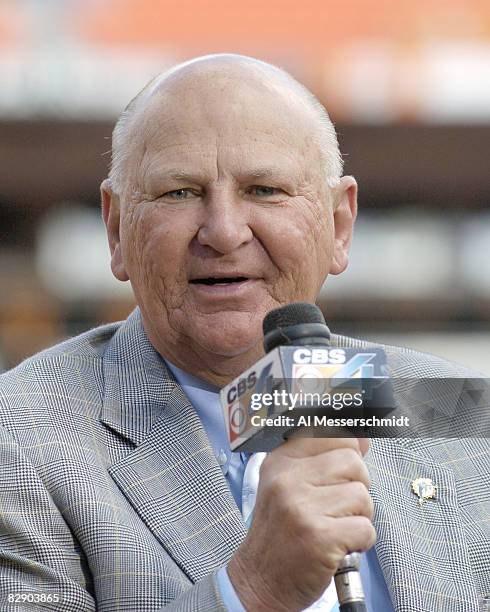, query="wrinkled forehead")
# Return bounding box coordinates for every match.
[123,70,323,182]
